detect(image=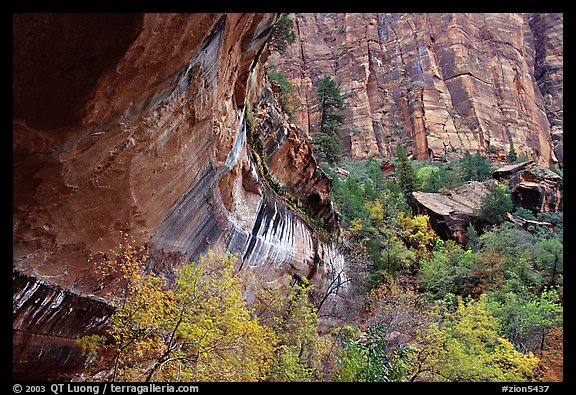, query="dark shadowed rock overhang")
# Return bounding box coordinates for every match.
[493,160,563,213]
[13,271,113,381]
[13,13,351,381]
